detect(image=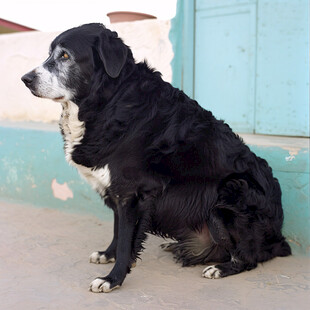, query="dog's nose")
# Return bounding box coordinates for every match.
[21,70,36,86]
